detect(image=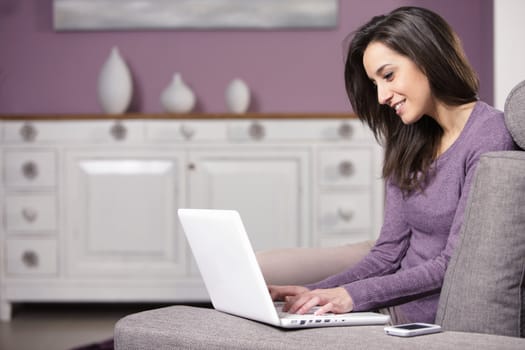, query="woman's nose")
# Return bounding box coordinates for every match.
[377,84,393,105]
